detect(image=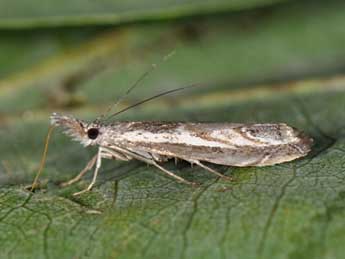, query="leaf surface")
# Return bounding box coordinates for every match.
[0,0,285,28]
